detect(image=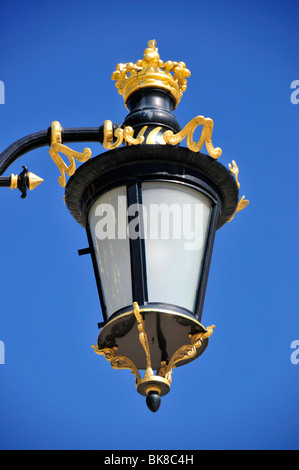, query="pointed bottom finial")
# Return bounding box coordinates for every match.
[146,391,161,413]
